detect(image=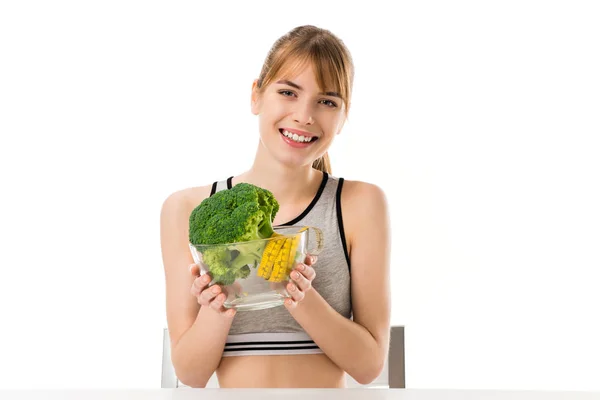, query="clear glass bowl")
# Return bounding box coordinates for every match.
[189,225,323,311]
